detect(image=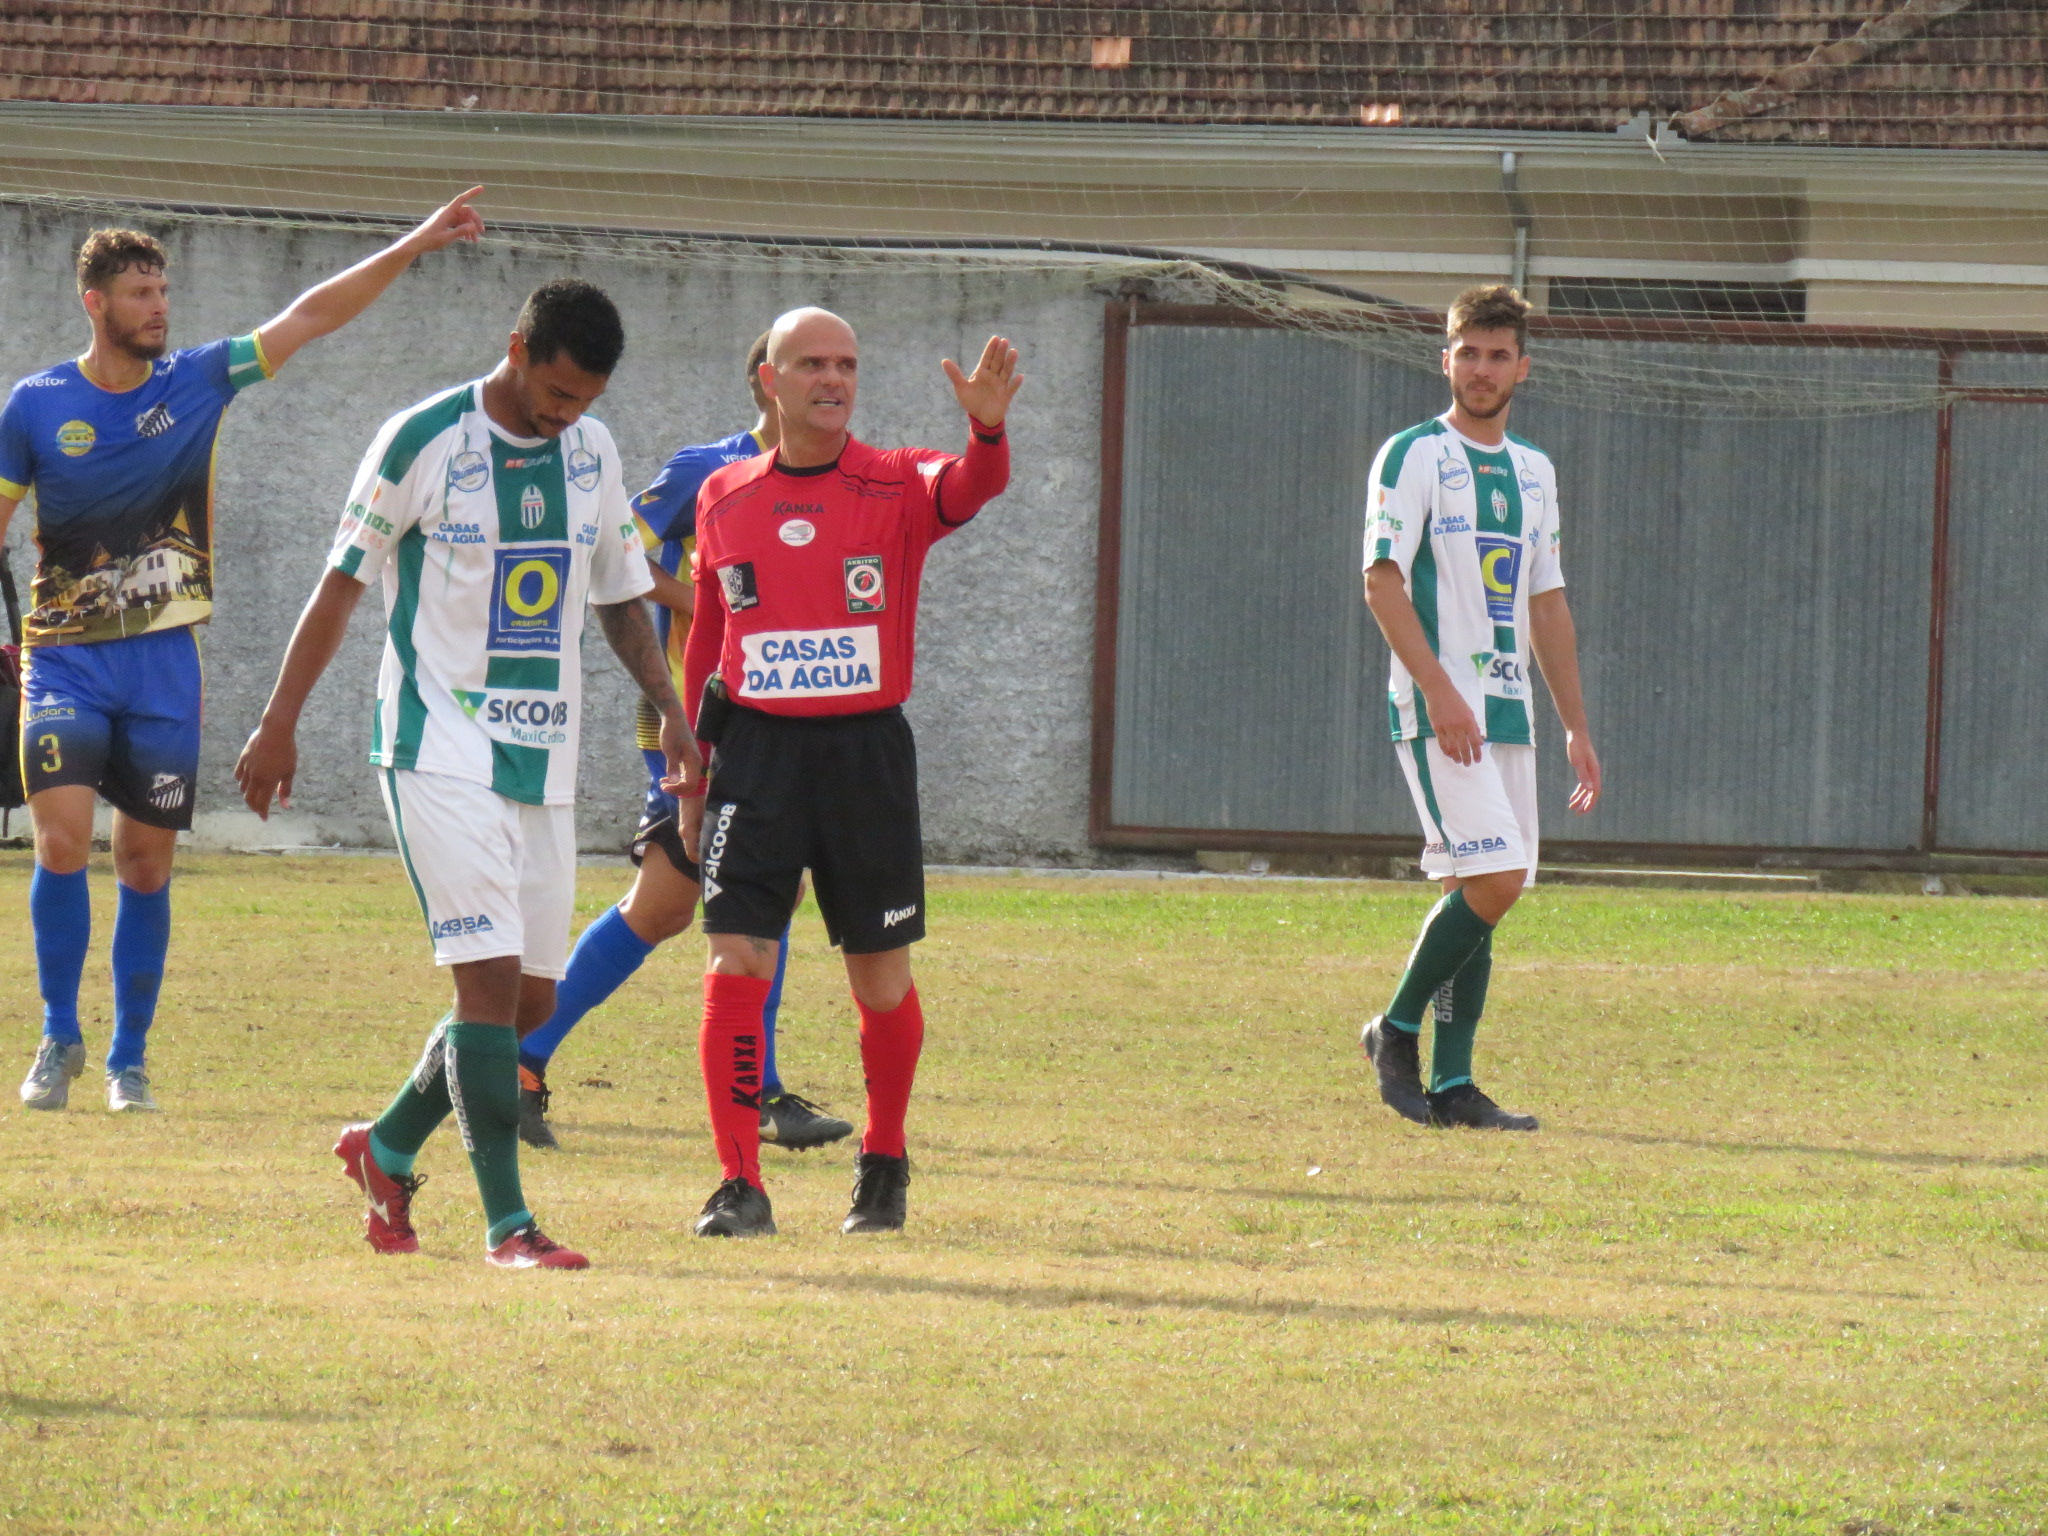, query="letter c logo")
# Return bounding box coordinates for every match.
[1481,547,1514,595]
